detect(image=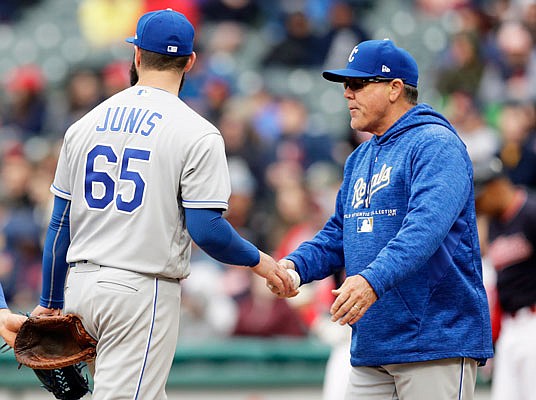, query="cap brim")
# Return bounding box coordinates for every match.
[322,69,377,82]
[125,36,135,44]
